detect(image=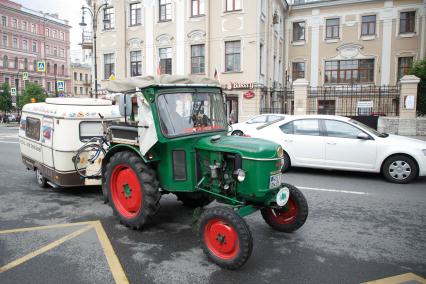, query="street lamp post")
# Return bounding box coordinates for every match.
[79,1,110,99]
